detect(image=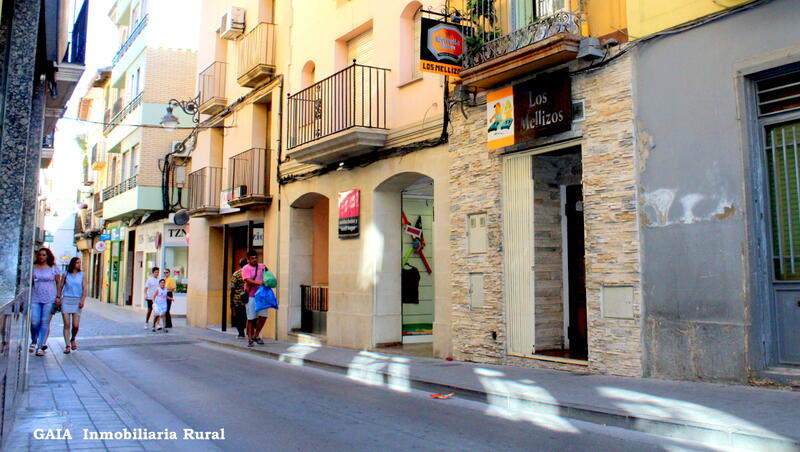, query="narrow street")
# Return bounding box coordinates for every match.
[4,301,732,452]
